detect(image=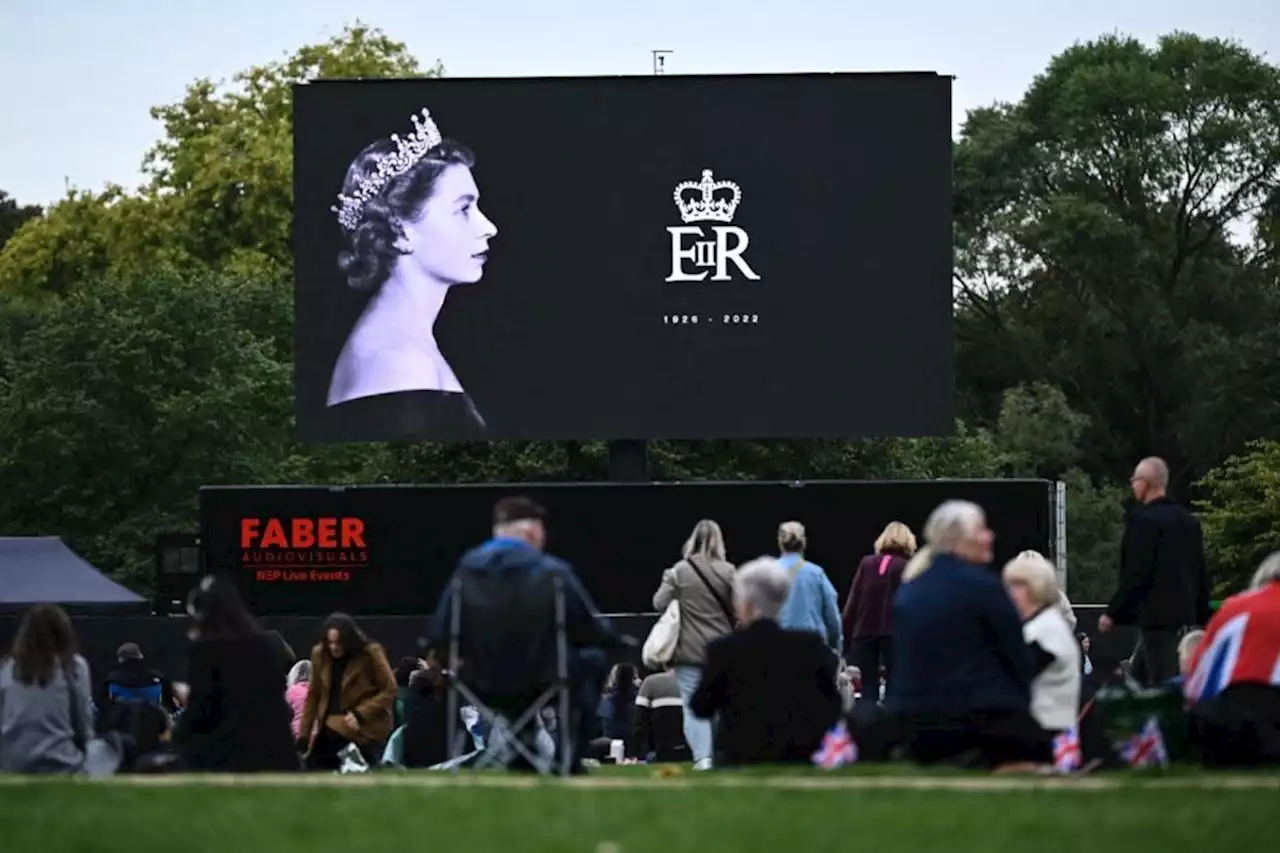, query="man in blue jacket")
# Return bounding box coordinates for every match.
[429,496,617,771]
